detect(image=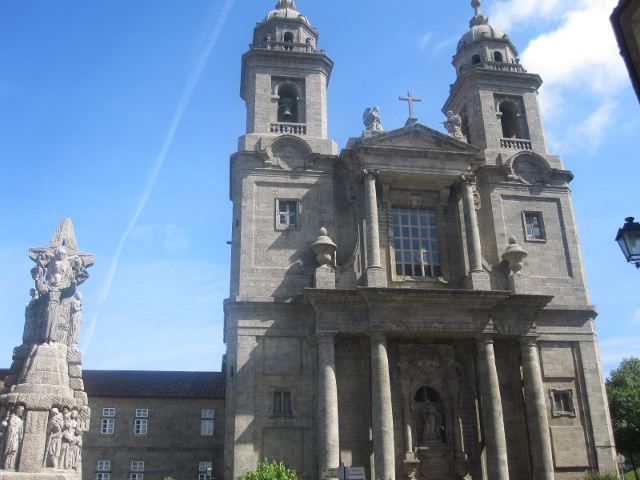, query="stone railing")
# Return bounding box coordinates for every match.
[500,138,532,150]
[252,41,322,54]
[482,61,526,73]
[270,122,307,135]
